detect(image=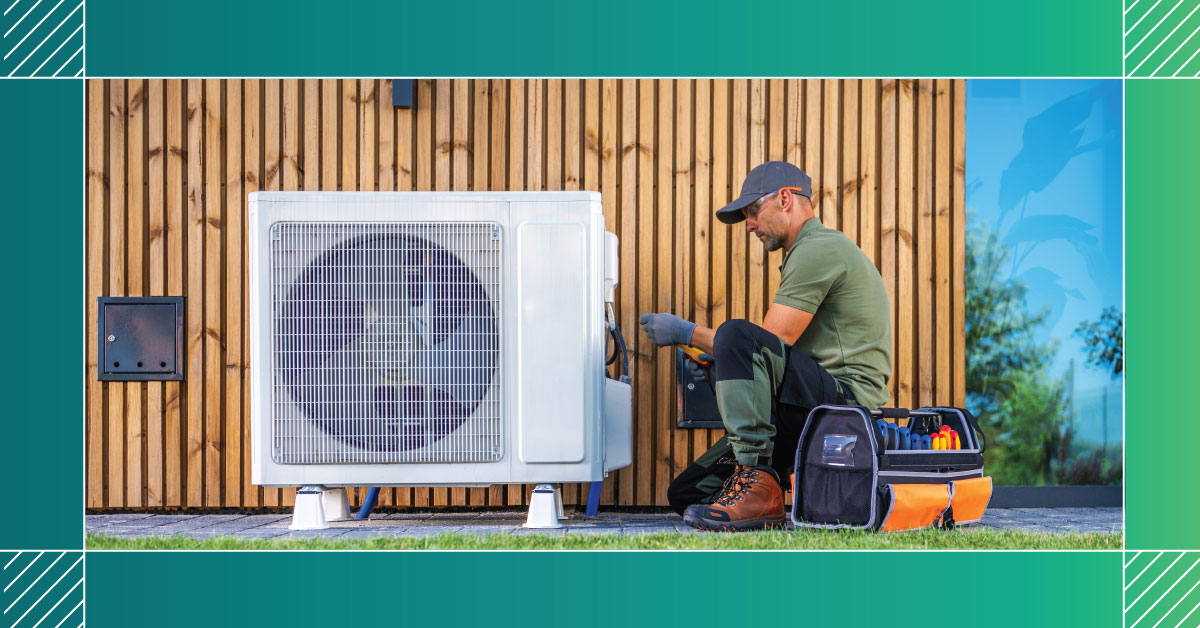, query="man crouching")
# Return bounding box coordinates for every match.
[639,161,893,531]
